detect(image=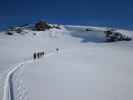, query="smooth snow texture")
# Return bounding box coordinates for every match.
[0,25,133,100]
